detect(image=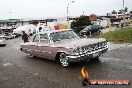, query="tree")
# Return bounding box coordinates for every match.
[124,7,128,12]
[118,9,124,14]
[130,11,132,14]
[111,10,117,14]
[71,15,92,33]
